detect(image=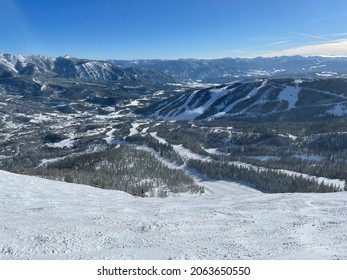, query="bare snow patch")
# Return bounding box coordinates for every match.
[173,144,211,162]
[278,86,300,110]
[129,123,140,136]
[247,155,280,161]
[326,104,347,117]
[125,100,140,107]
[104,128,117,144]
[203,148,229,156]
[316,72,338,77]
[45,138,76,149]
[150,132,168,144]
[292,153,325,162]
